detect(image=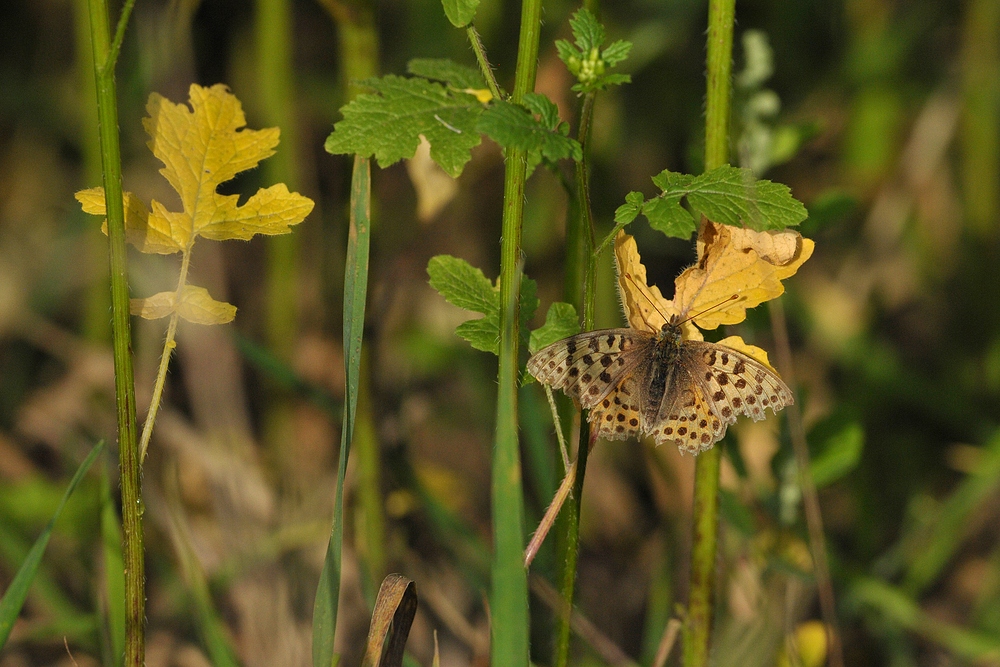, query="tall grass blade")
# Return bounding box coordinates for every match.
[0,440,105,651]
[313,155,372,667]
